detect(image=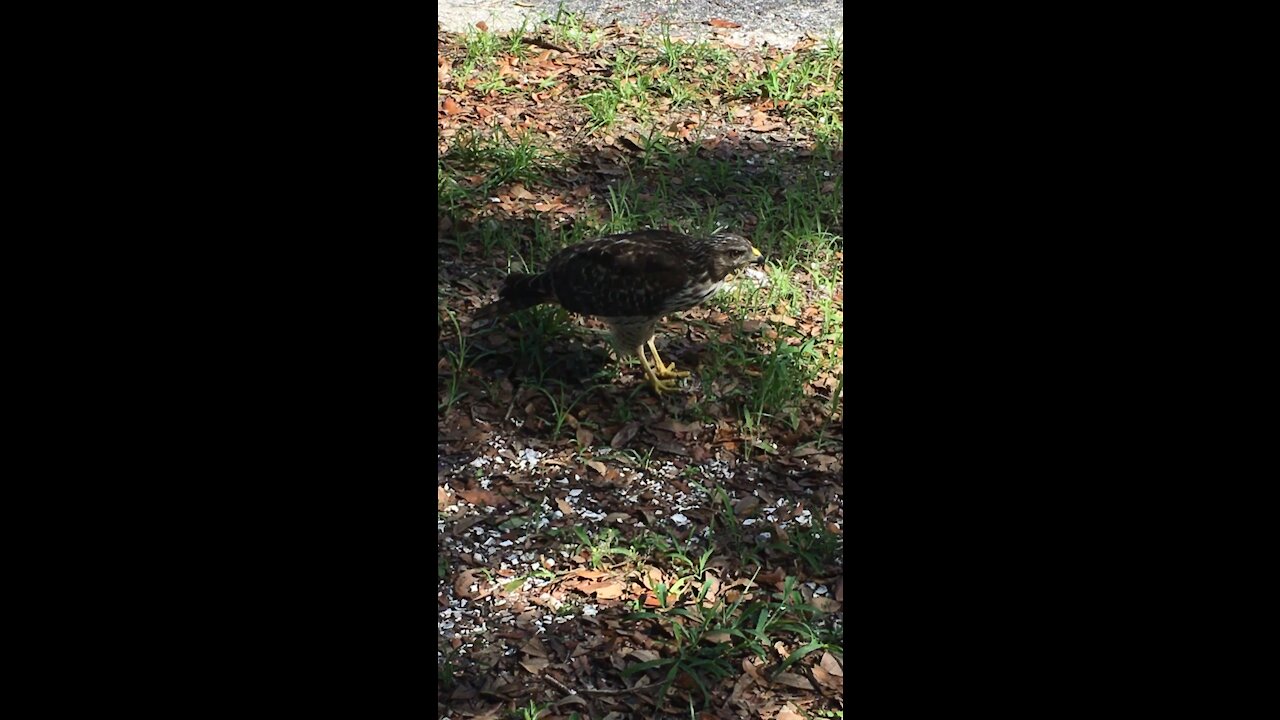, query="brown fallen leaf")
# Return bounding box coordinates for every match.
[457,488,505,507]
[507,183,536,201]
[617,133,645,152]
[776,705,806,720]
[519,657,549,674]
[497,60,519,78]
[442,97,463,115]
[707,18,742,28]
[453,568,488,599]
[810,665,842,692]
[772,672,812,690]
[733,495,761,518]
[475,21,488,31]
[610,421,641,449]
[582,580,624,599]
